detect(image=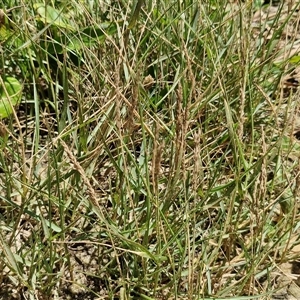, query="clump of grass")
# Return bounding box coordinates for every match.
[0,0,300,299]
